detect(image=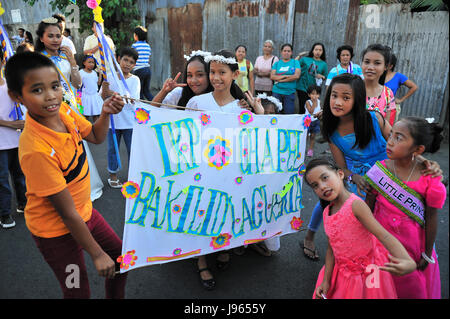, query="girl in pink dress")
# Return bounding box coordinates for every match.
[366,117,446,298]
[304,158,416,299]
